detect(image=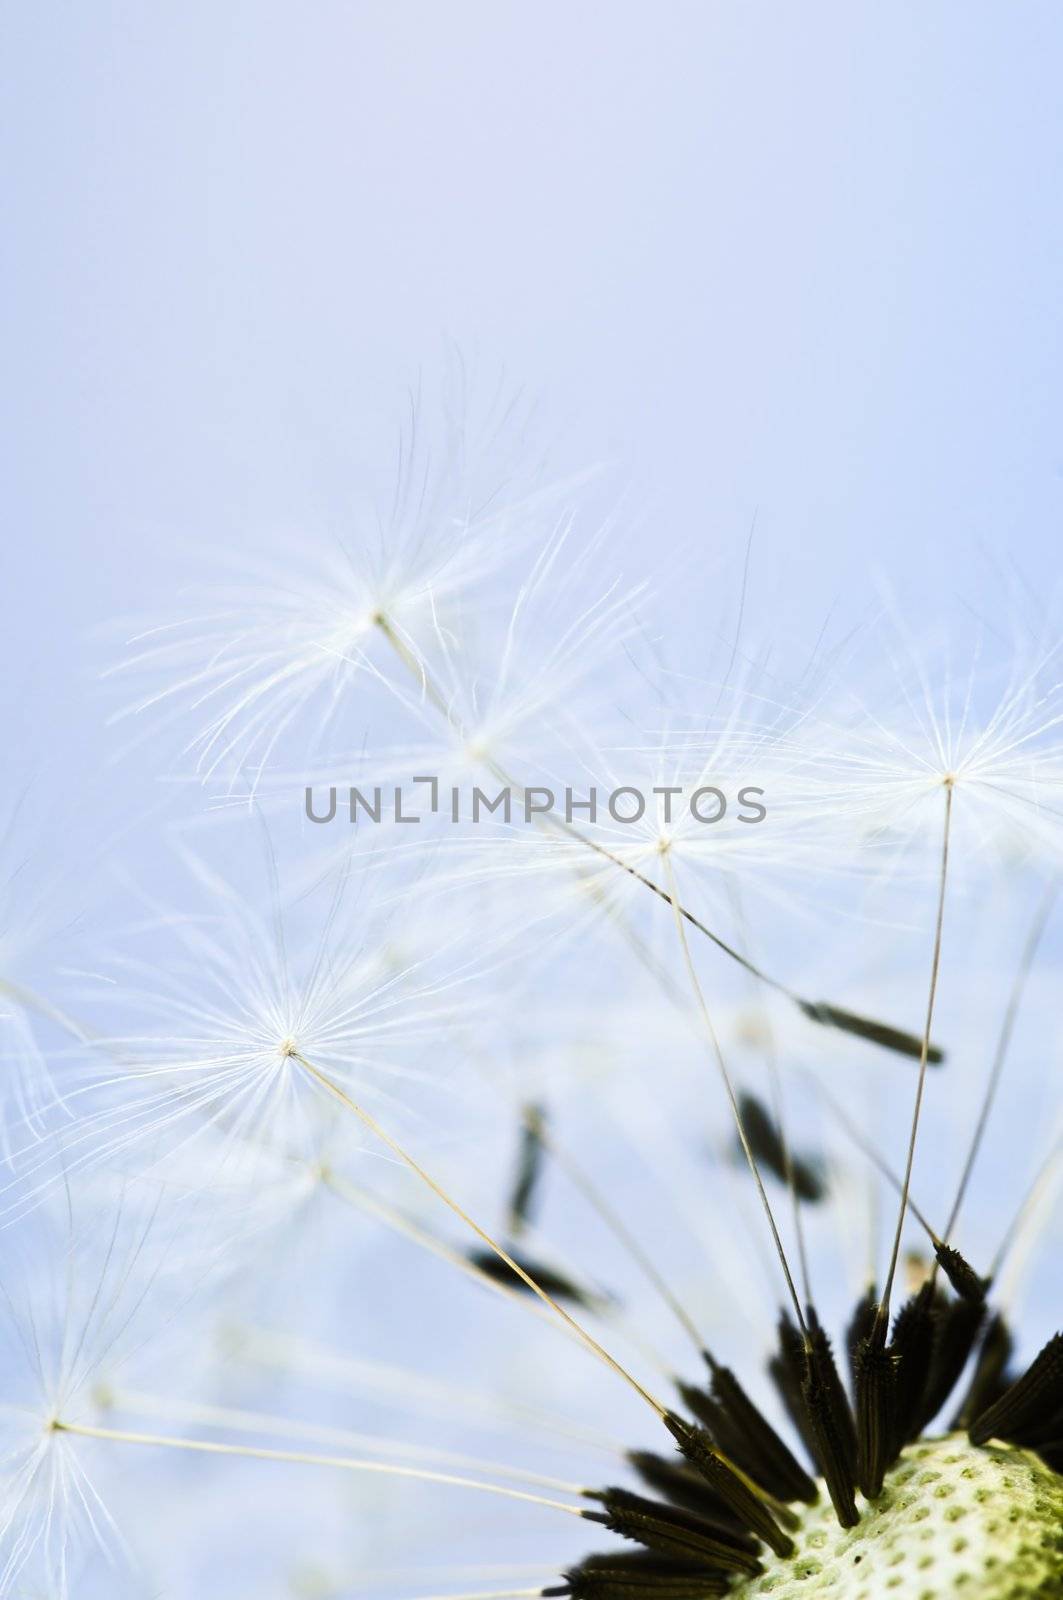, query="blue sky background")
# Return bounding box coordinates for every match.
[5,4,1062,764]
